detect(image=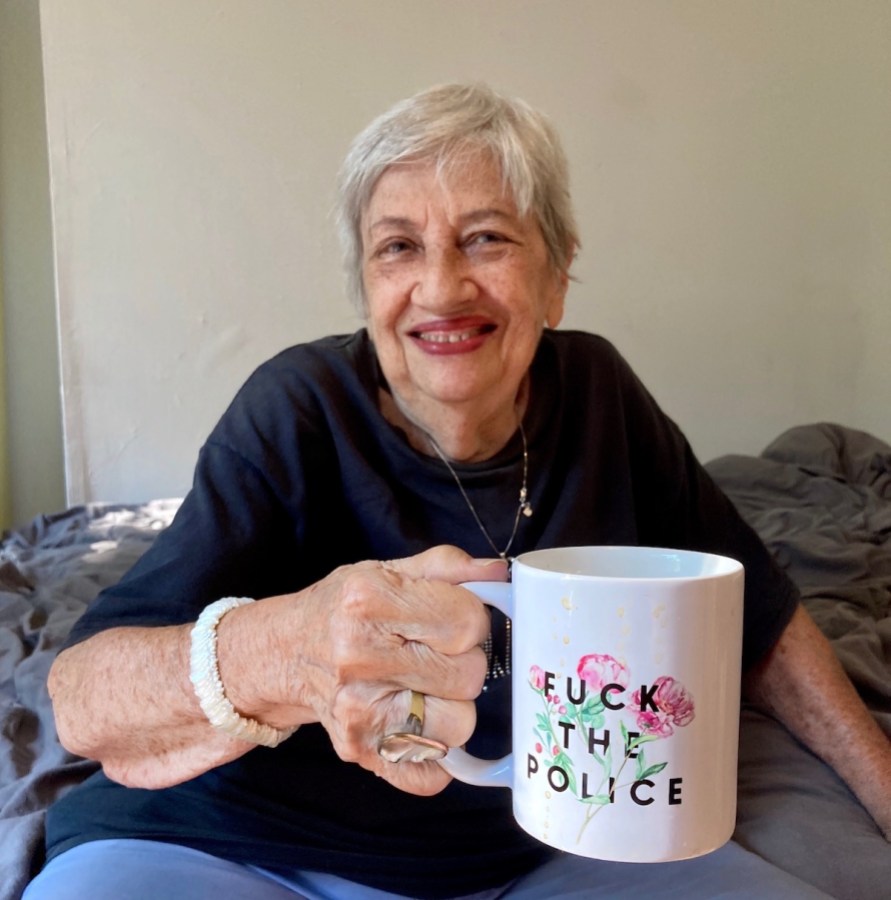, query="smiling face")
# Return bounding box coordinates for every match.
[361,154,569,457]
